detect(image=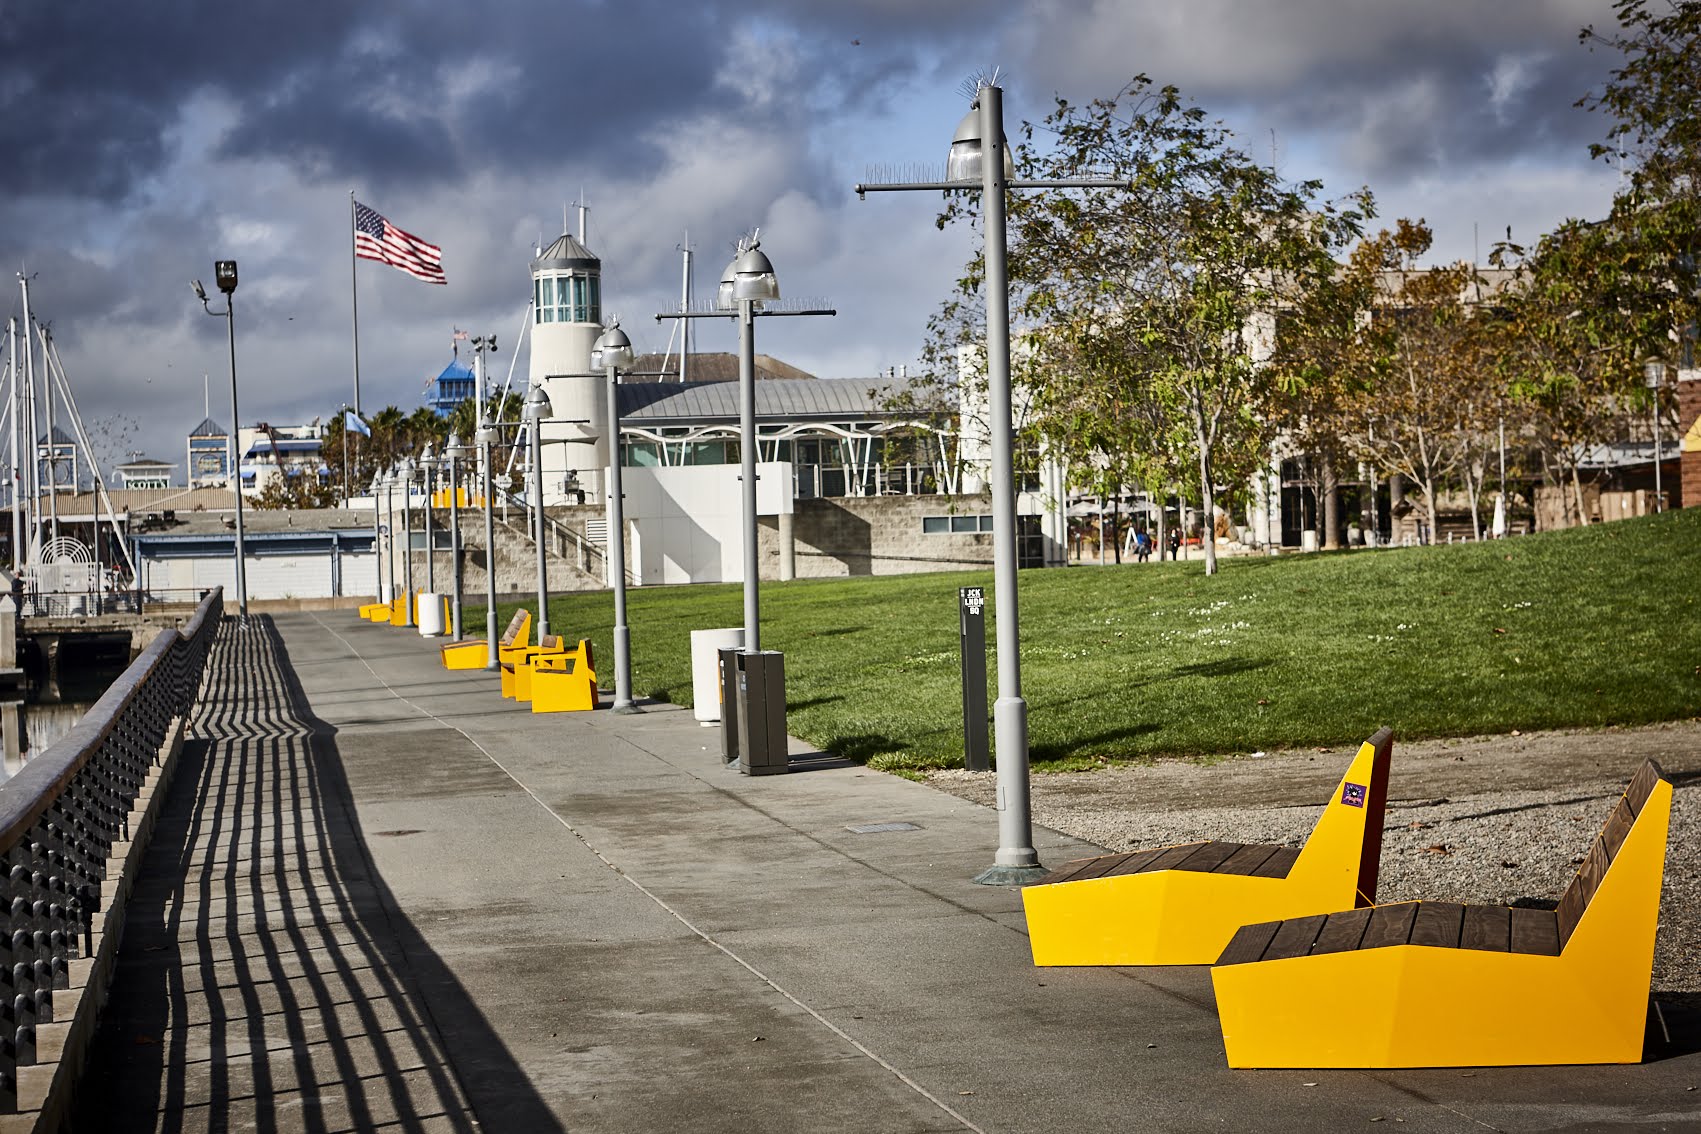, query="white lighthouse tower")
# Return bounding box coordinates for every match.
[528,221,605,505]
